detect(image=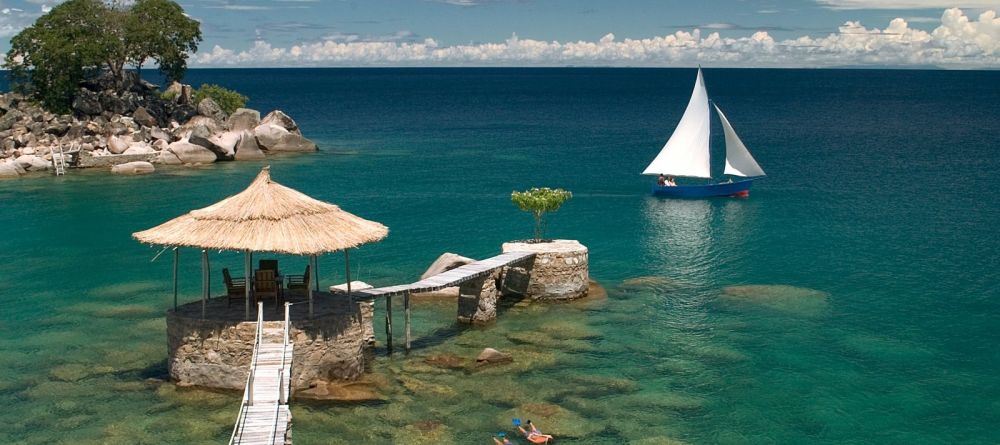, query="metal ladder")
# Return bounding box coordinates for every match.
[52,145,67,176]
